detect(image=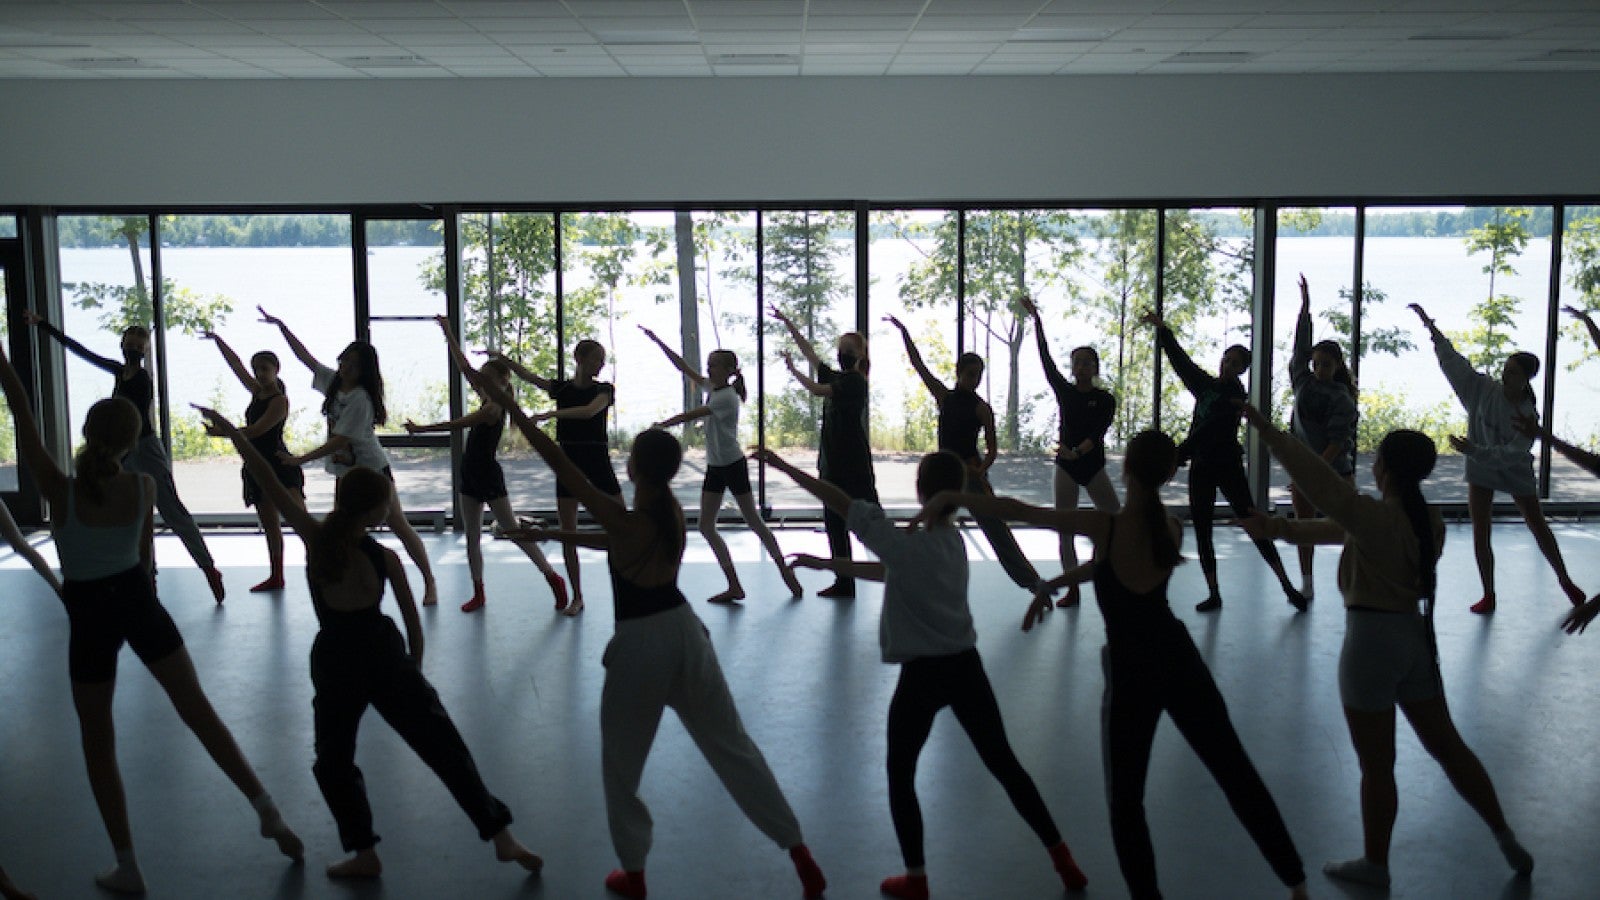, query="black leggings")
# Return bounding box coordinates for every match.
[1187,457,1287,583]
[310,616,512,852]
[1101,638,1304,899]
[887,648,1061,869]
[821,473,877,592]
